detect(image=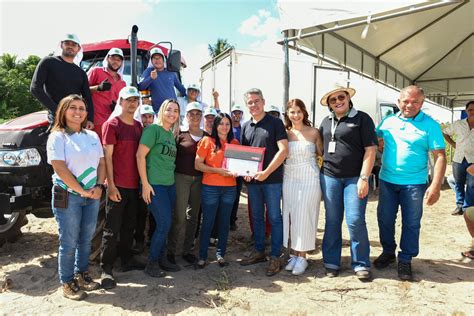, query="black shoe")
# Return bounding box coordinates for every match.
[398,261,413,281]
[230,222,237,231]
[100,272,116,290]
[144,261,165,278]
[182,253,198,264]
[121,257,146,272]
[167,253,176,265]
[325,268,339,278]
[159,256,181,272]
[373,253,396,269]
[452,206,464,216]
